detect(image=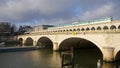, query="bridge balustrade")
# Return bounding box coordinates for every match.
[24,29,120,36]
[23,21,120,35]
